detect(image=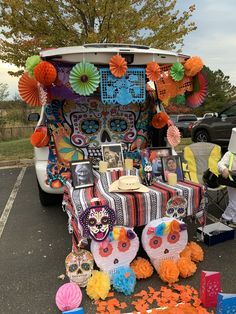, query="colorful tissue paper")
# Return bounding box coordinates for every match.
[200,270,221,308]
[216,293,236,314]
[62,307,84,314]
